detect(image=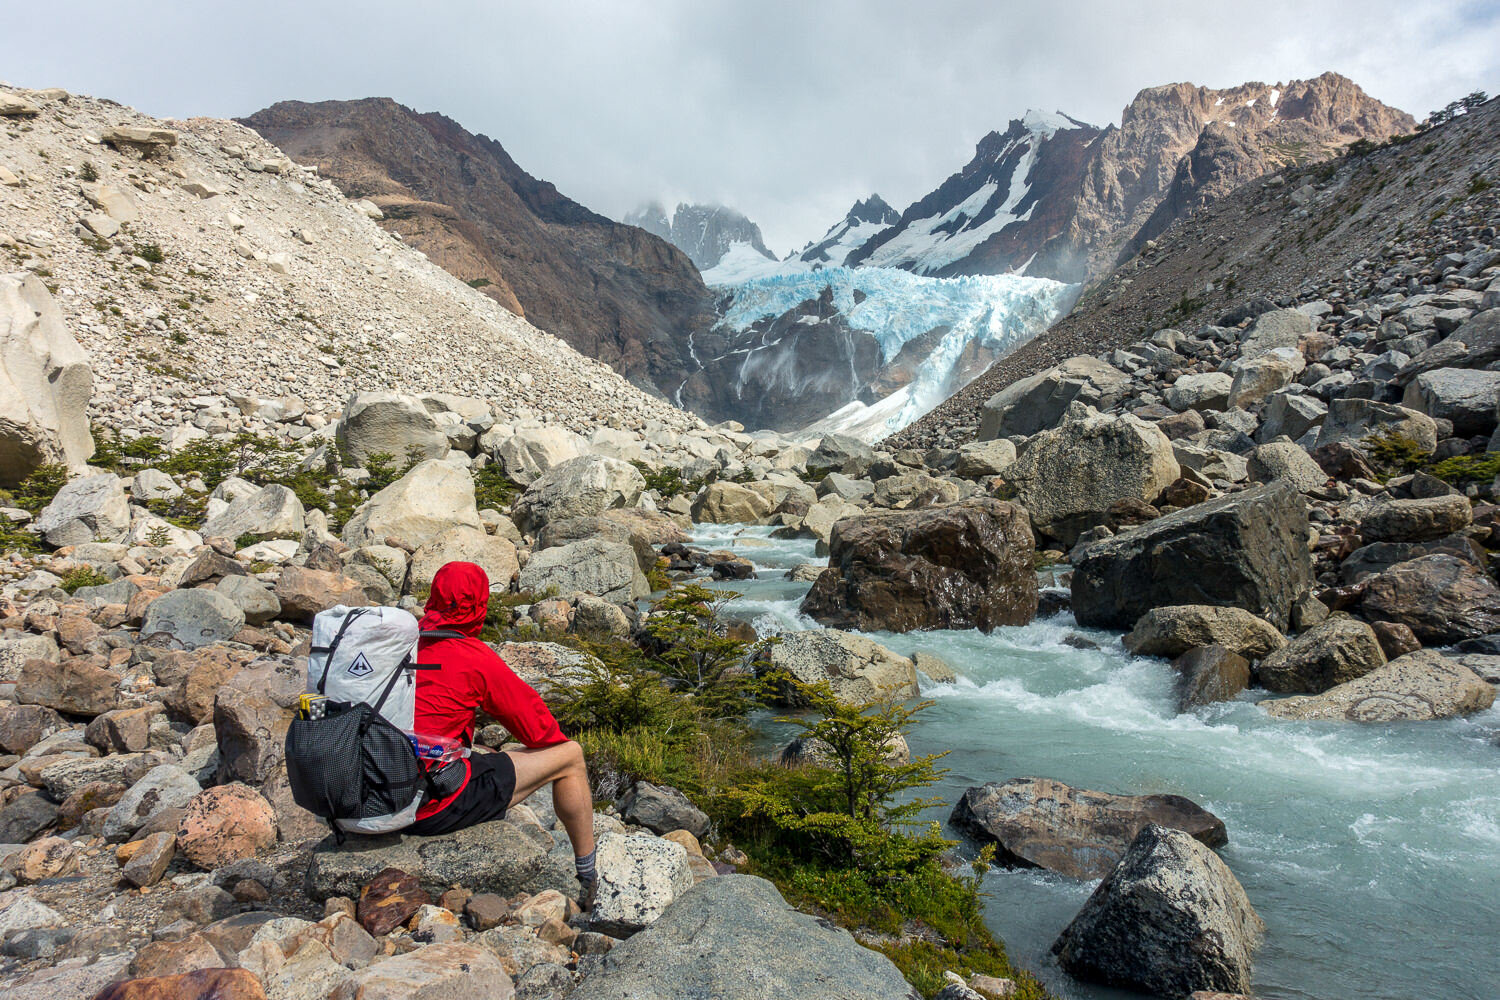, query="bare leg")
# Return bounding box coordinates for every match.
[505,741,596,859]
